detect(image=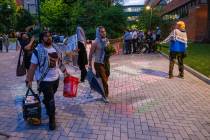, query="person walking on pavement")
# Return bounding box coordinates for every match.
[132,30,138,53]
[145,30,153,53]
[0,35,3,52]
[124,29,131,54]
[76,26,88,82]
[89,26,110,103]
[19,32,35,72]
[3,34,9,53]
[16,32,21,51]
[26,31,69,130]
[162,21,188,79]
